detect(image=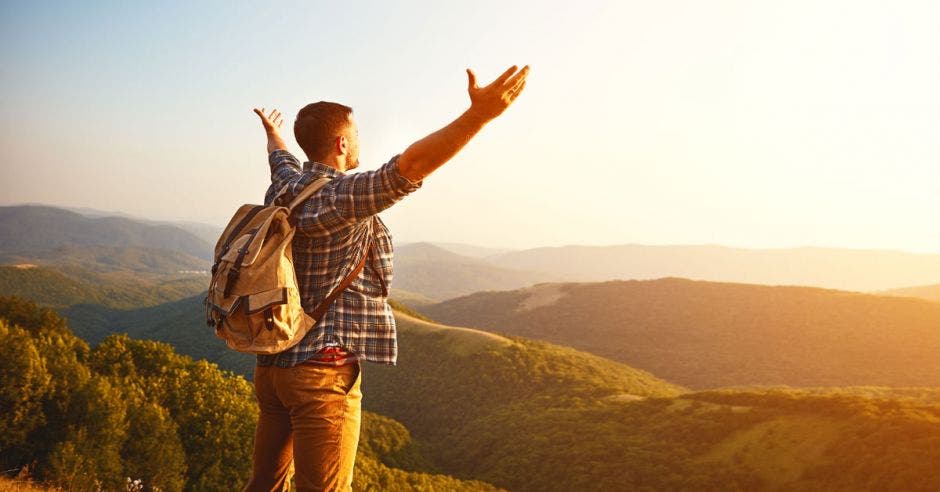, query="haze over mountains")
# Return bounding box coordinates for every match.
[0,205,212,261]
[5,204,940,300]
[482,244,940,292]
[881,282,940,303]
